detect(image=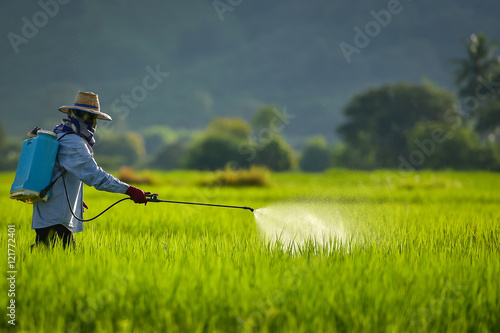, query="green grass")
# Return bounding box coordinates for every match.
[1,170,499,332]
